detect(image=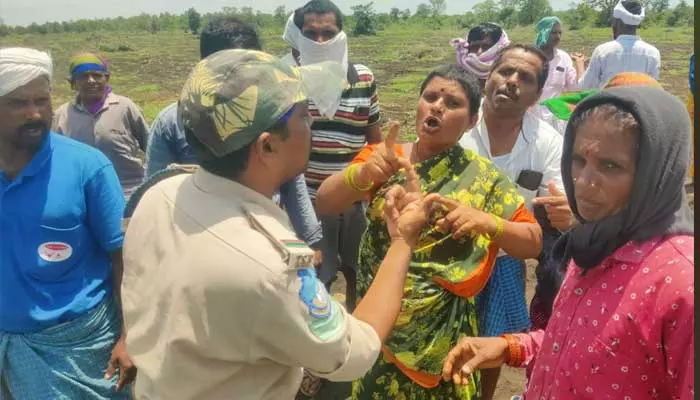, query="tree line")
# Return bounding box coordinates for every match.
[0,0,693,37]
